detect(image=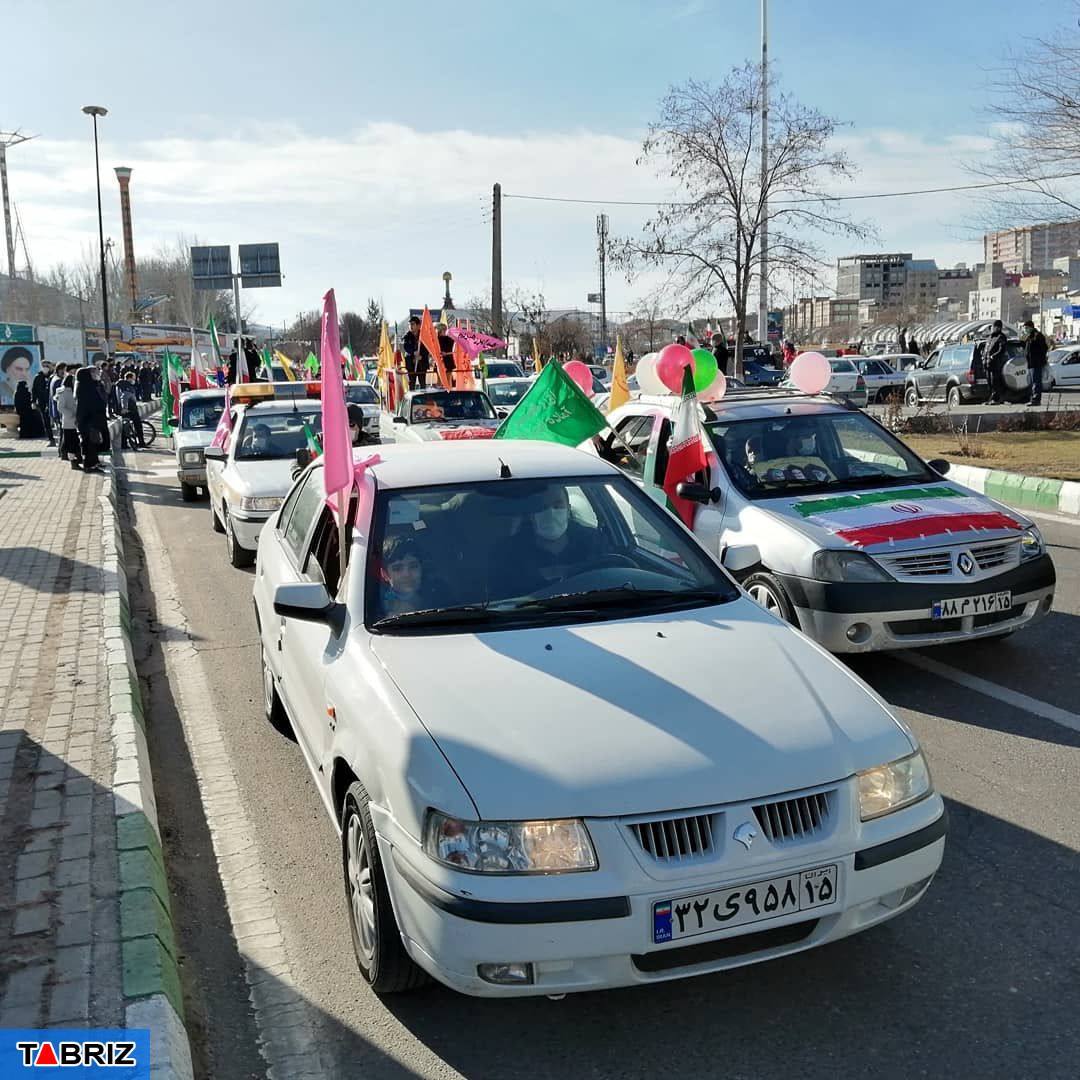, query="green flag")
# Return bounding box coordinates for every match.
[305,352,320,377]
[493,359,608,446]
